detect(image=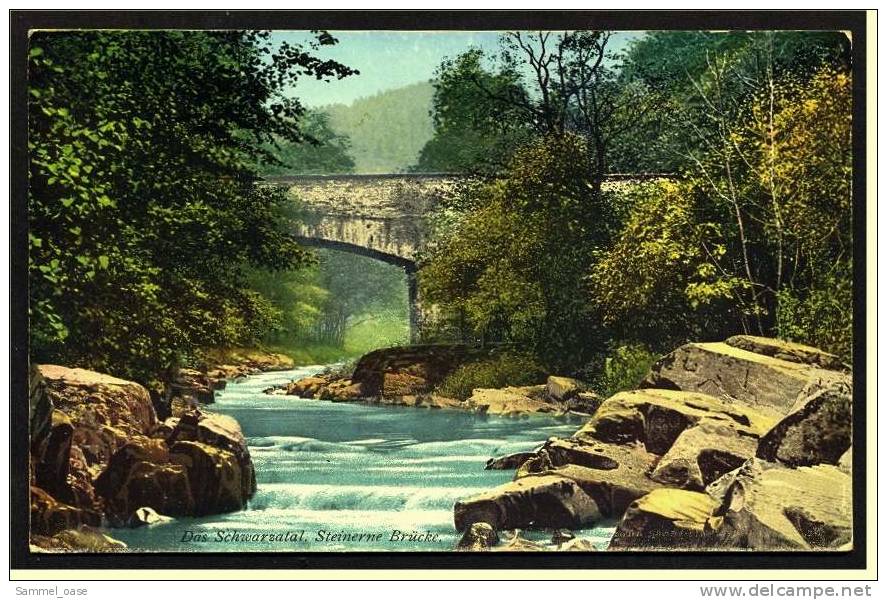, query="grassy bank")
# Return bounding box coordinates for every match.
[265,314,410,367]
